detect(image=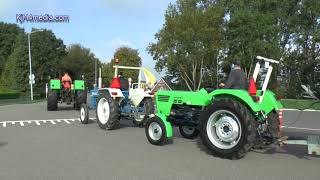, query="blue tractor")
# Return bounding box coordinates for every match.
[80,64,156,129]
